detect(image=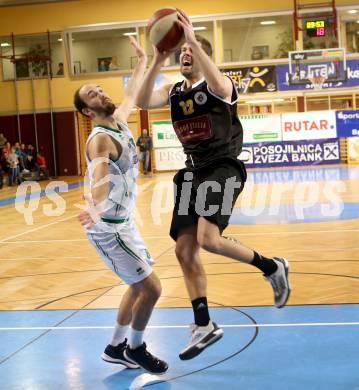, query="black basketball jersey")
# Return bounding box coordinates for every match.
[169,77,243,170]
